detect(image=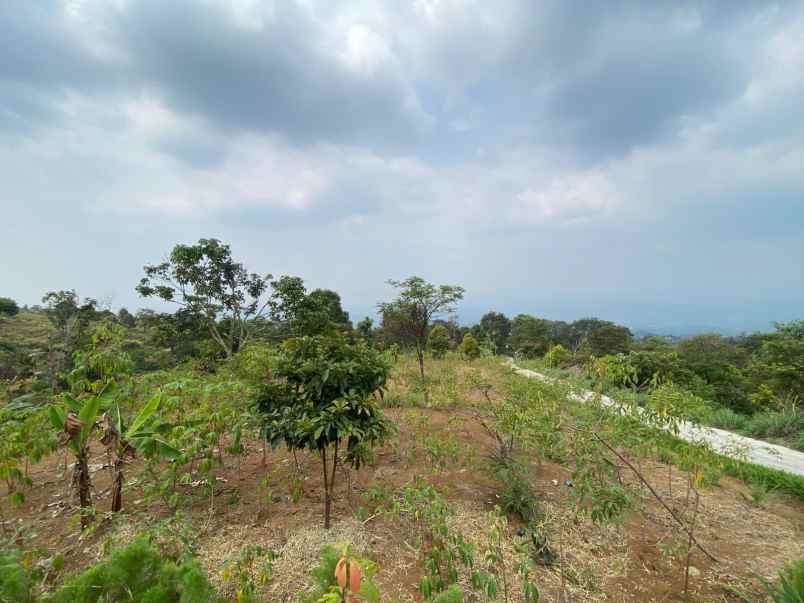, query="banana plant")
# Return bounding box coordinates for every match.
[101,393,181,512]
[48,391,105,528]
